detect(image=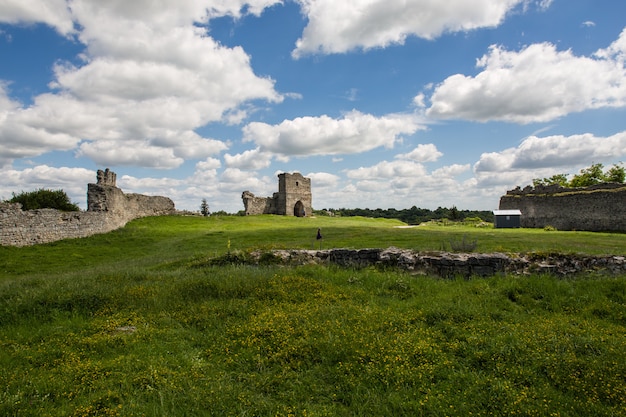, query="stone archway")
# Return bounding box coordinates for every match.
[293,201,305,217]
